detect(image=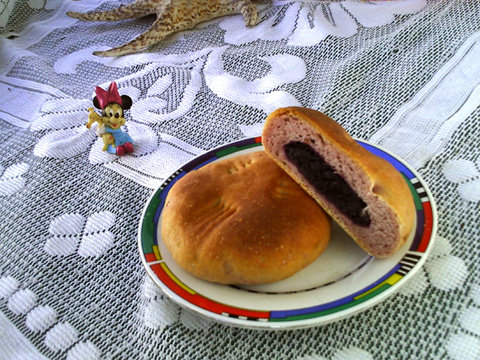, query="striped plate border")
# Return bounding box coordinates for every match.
[139,138,435,324]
